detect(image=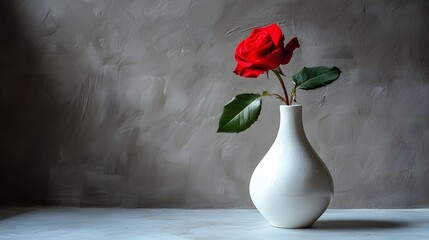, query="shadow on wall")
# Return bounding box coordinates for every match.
[0,0,61,205]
